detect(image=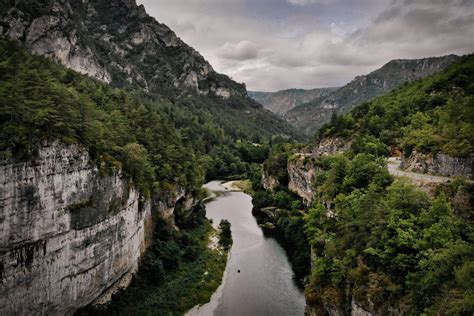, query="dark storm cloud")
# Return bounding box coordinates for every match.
[138,0,474,91]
